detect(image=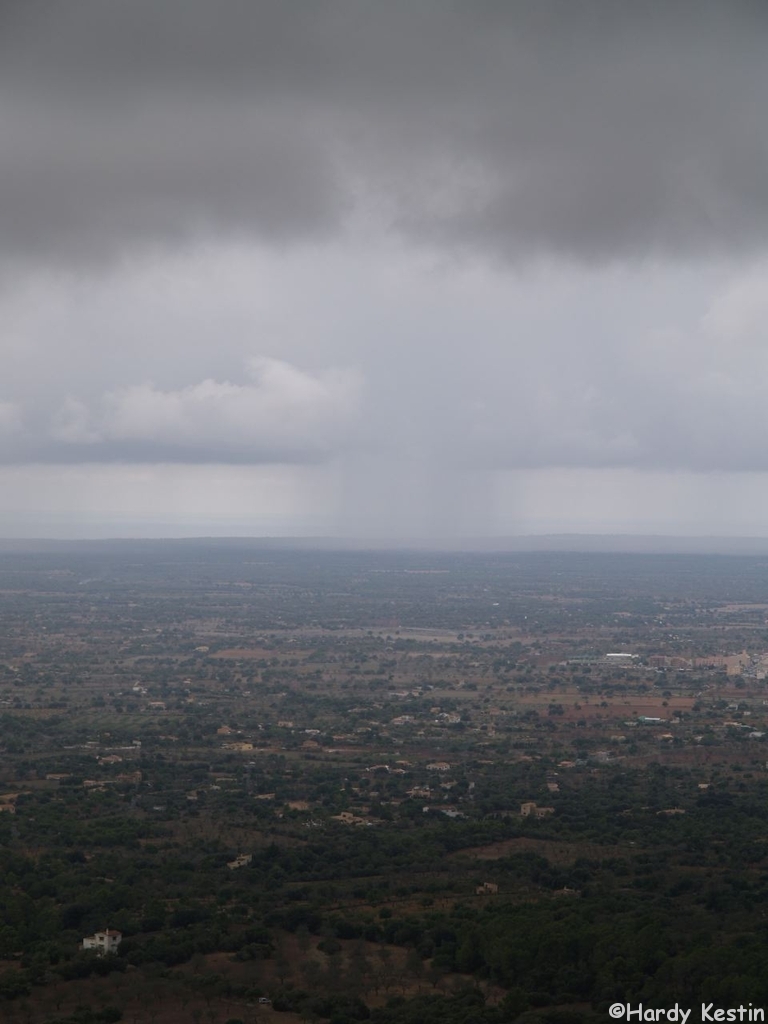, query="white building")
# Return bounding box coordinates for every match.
[227,853,253,870]
[82,929,122,955]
